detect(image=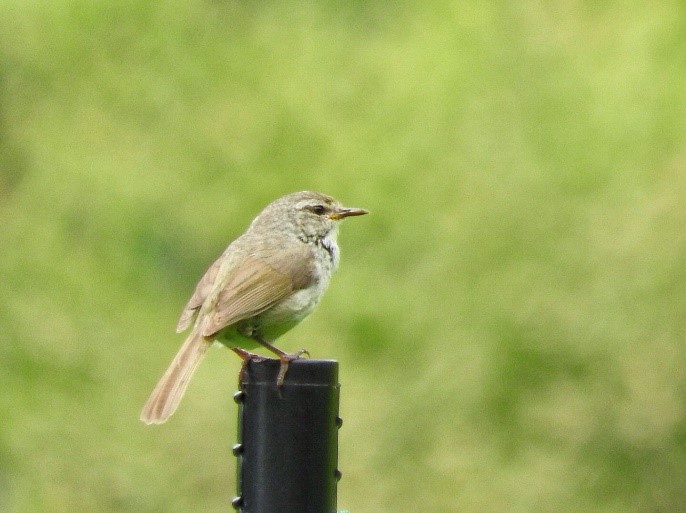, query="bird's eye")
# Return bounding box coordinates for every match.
[311,204,326,215]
